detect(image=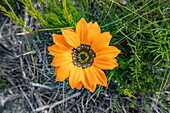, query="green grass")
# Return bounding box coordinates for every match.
[0,0,169,112]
